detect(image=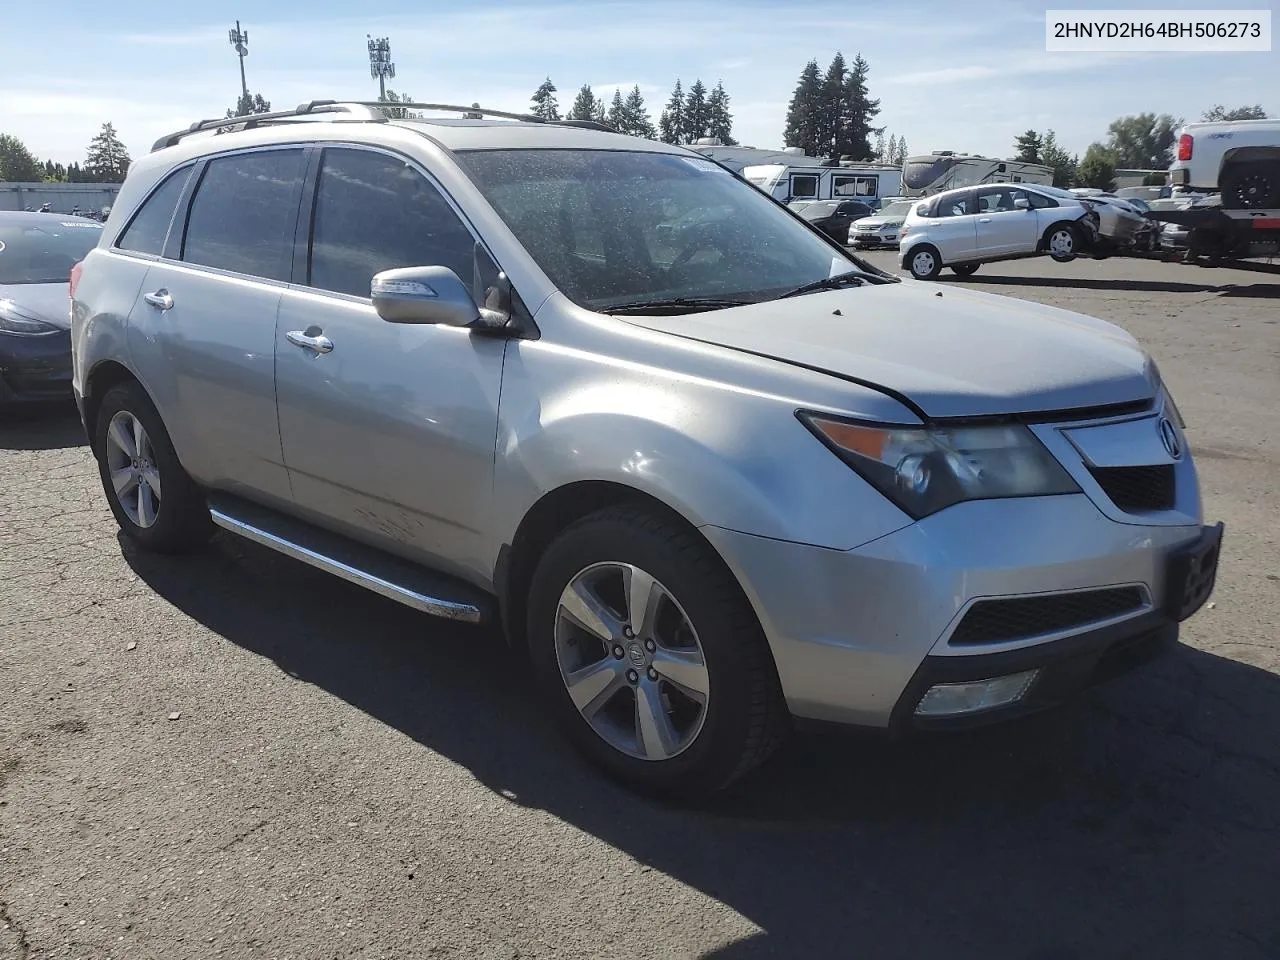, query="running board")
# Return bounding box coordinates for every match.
[206,494,492,624]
